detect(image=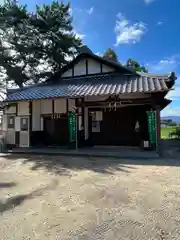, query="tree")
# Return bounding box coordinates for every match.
[103,48,118,62]
[127,58,148,73]
[0,0,82,88]
[168,121,177,127]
